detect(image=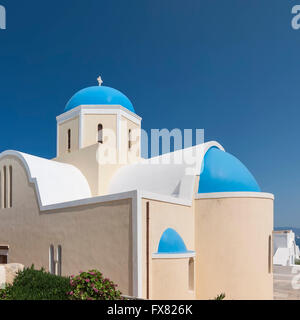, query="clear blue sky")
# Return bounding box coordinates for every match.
[0,0,299,227]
